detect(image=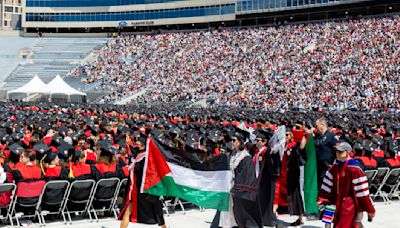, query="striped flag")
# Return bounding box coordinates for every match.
[322,205,336,224]
[141,136,231,211]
